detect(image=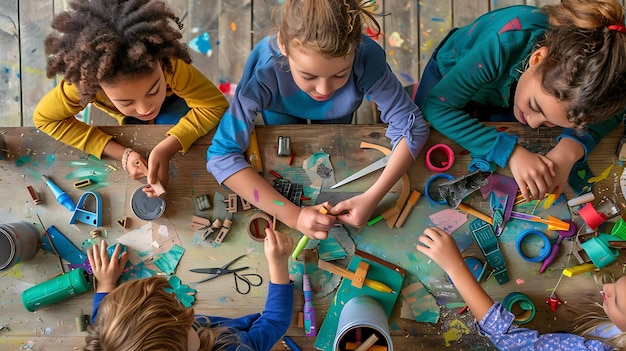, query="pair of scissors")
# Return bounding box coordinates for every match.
[190,254,263,294]
[330,153,392,189]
